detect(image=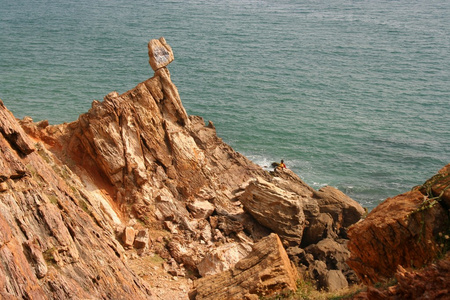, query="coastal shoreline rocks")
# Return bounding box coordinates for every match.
[1,38,448,299]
